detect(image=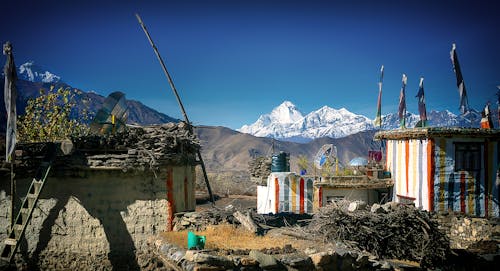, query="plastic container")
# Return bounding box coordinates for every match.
[187,231,206,250]
[271,152,290,172]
